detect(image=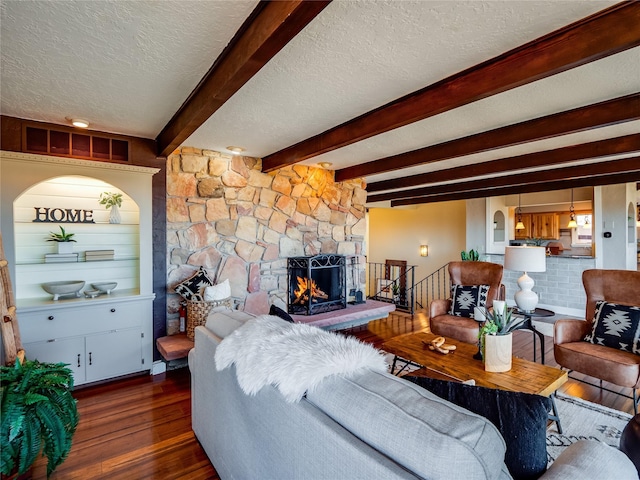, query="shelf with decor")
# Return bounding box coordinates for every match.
[1,151,158,386]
